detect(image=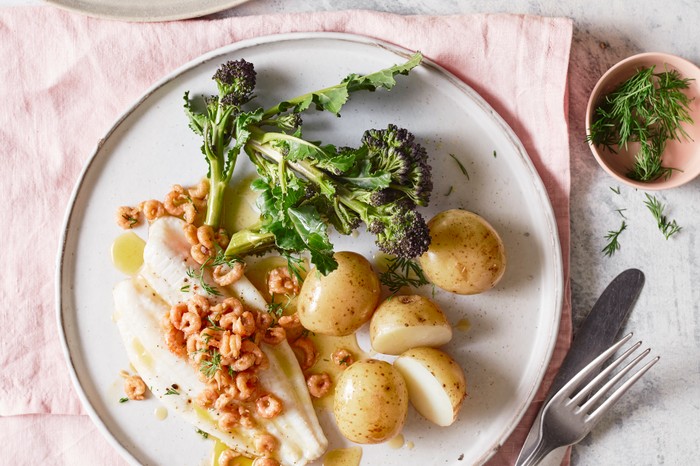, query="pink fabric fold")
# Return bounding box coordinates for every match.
[0,6,571,465]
